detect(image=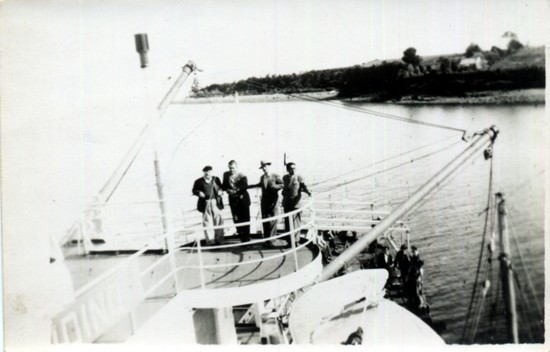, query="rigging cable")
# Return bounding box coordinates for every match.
[469,259,492,343]
[311,135,457,188]
[402,152,481,220]
[391,151,487,343]
[512,271,544,341]
[513,272,537,341]
[166,114,213,172]
[242,80,467,134]
[512,269,544,341]
[166,92,218,173]
[315,139,462,194]
[460,152,494,343]
[506,211,544,319]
